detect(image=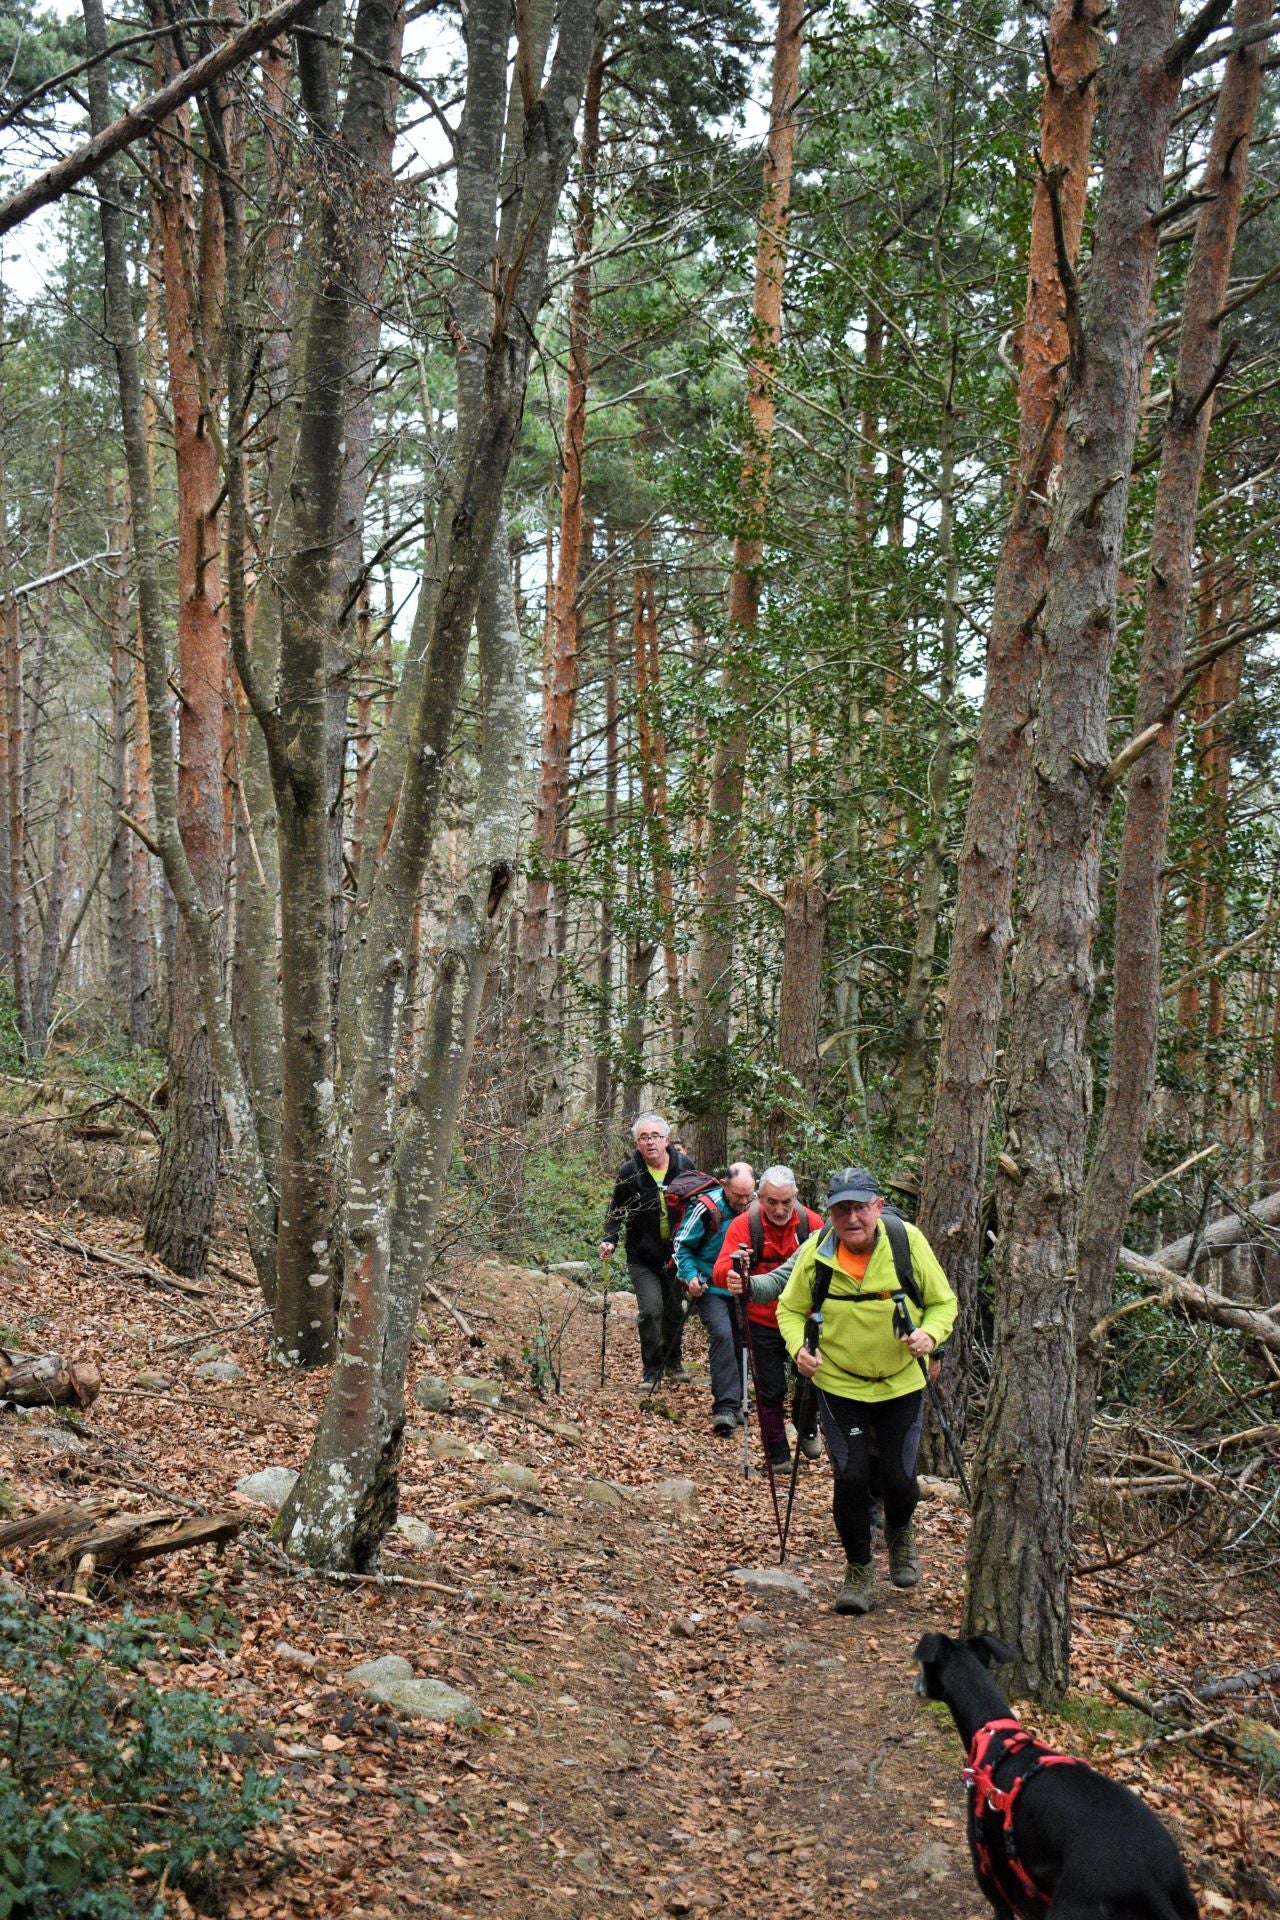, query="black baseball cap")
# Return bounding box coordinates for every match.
[827,1167,883,1206]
